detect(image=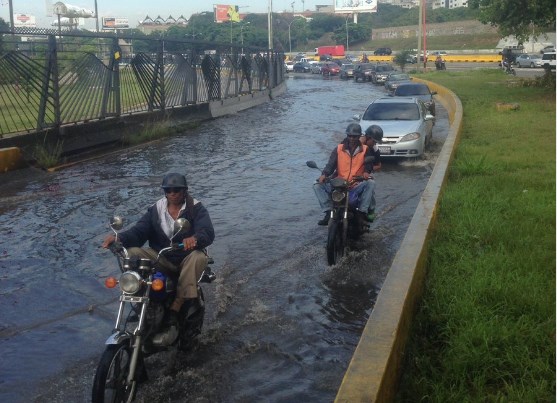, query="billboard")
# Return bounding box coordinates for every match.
[14,14,37,28]
[334,0,378,13]
[52,2,95,18]
[214,4,241,23]
[102,17,130,29]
